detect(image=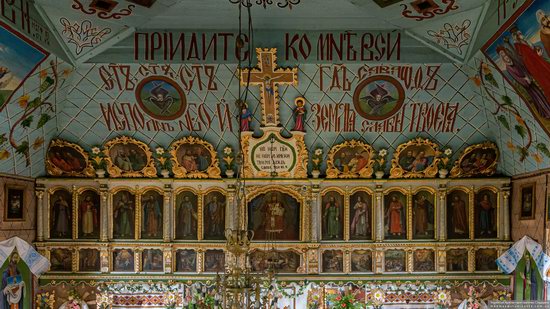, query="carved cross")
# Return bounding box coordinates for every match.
[240,48,298,127]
